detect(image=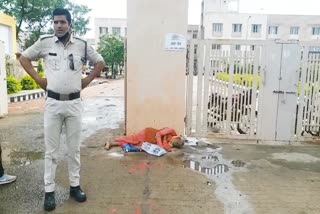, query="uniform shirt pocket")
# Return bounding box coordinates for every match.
[73,54,84,71]
[47,54,60,70]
